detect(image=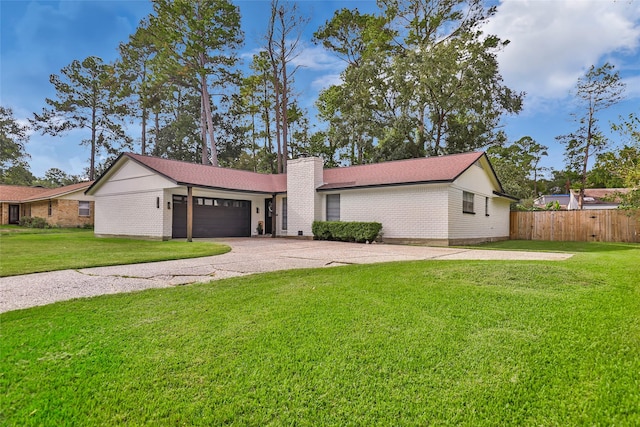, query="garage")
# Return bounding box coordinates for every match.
[172,195,251,238]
